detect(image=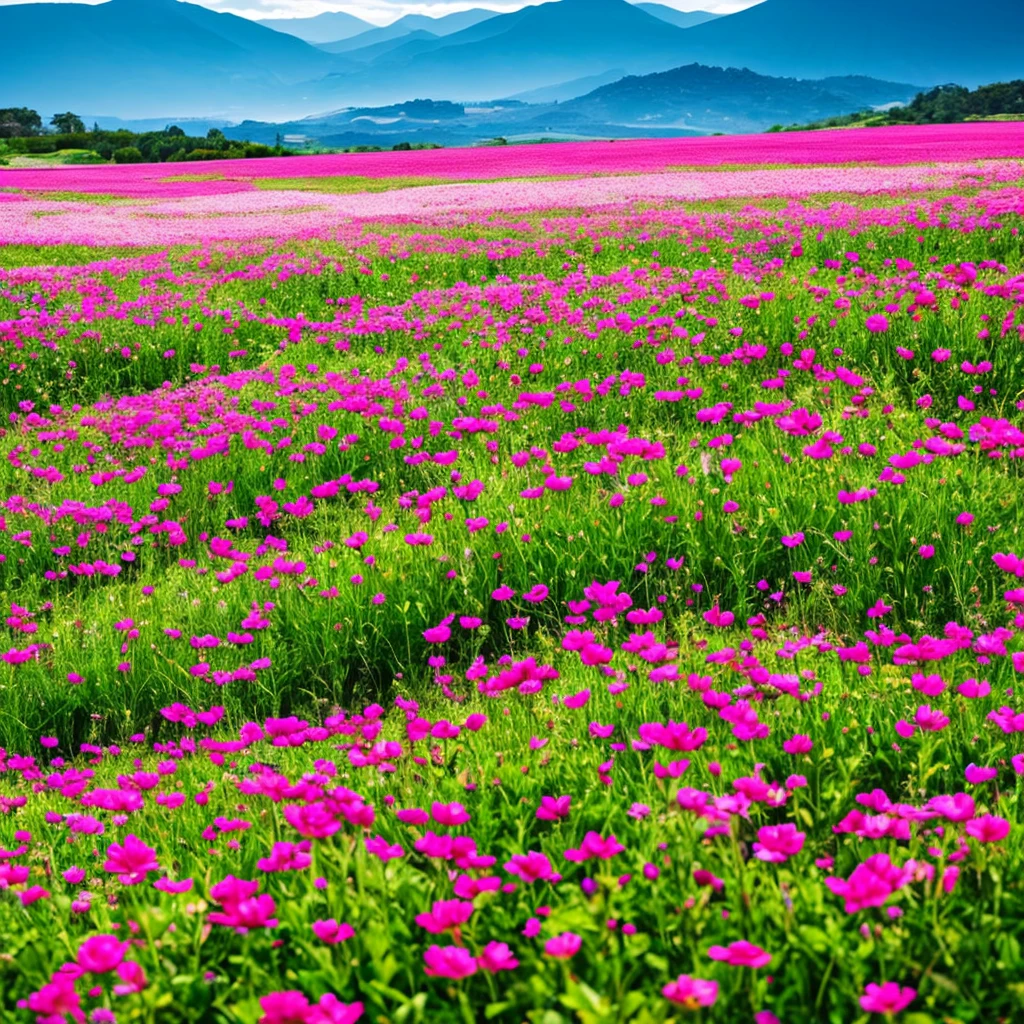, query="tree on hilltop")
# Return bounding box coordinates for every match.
[0,107,42,137]
[51,111,86,134]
